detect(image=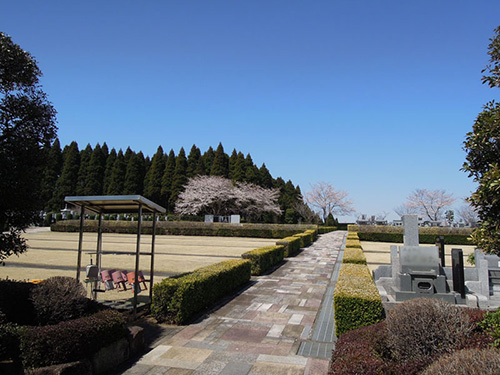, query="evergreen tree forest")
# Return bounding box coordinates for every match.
[44,141,312,223]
